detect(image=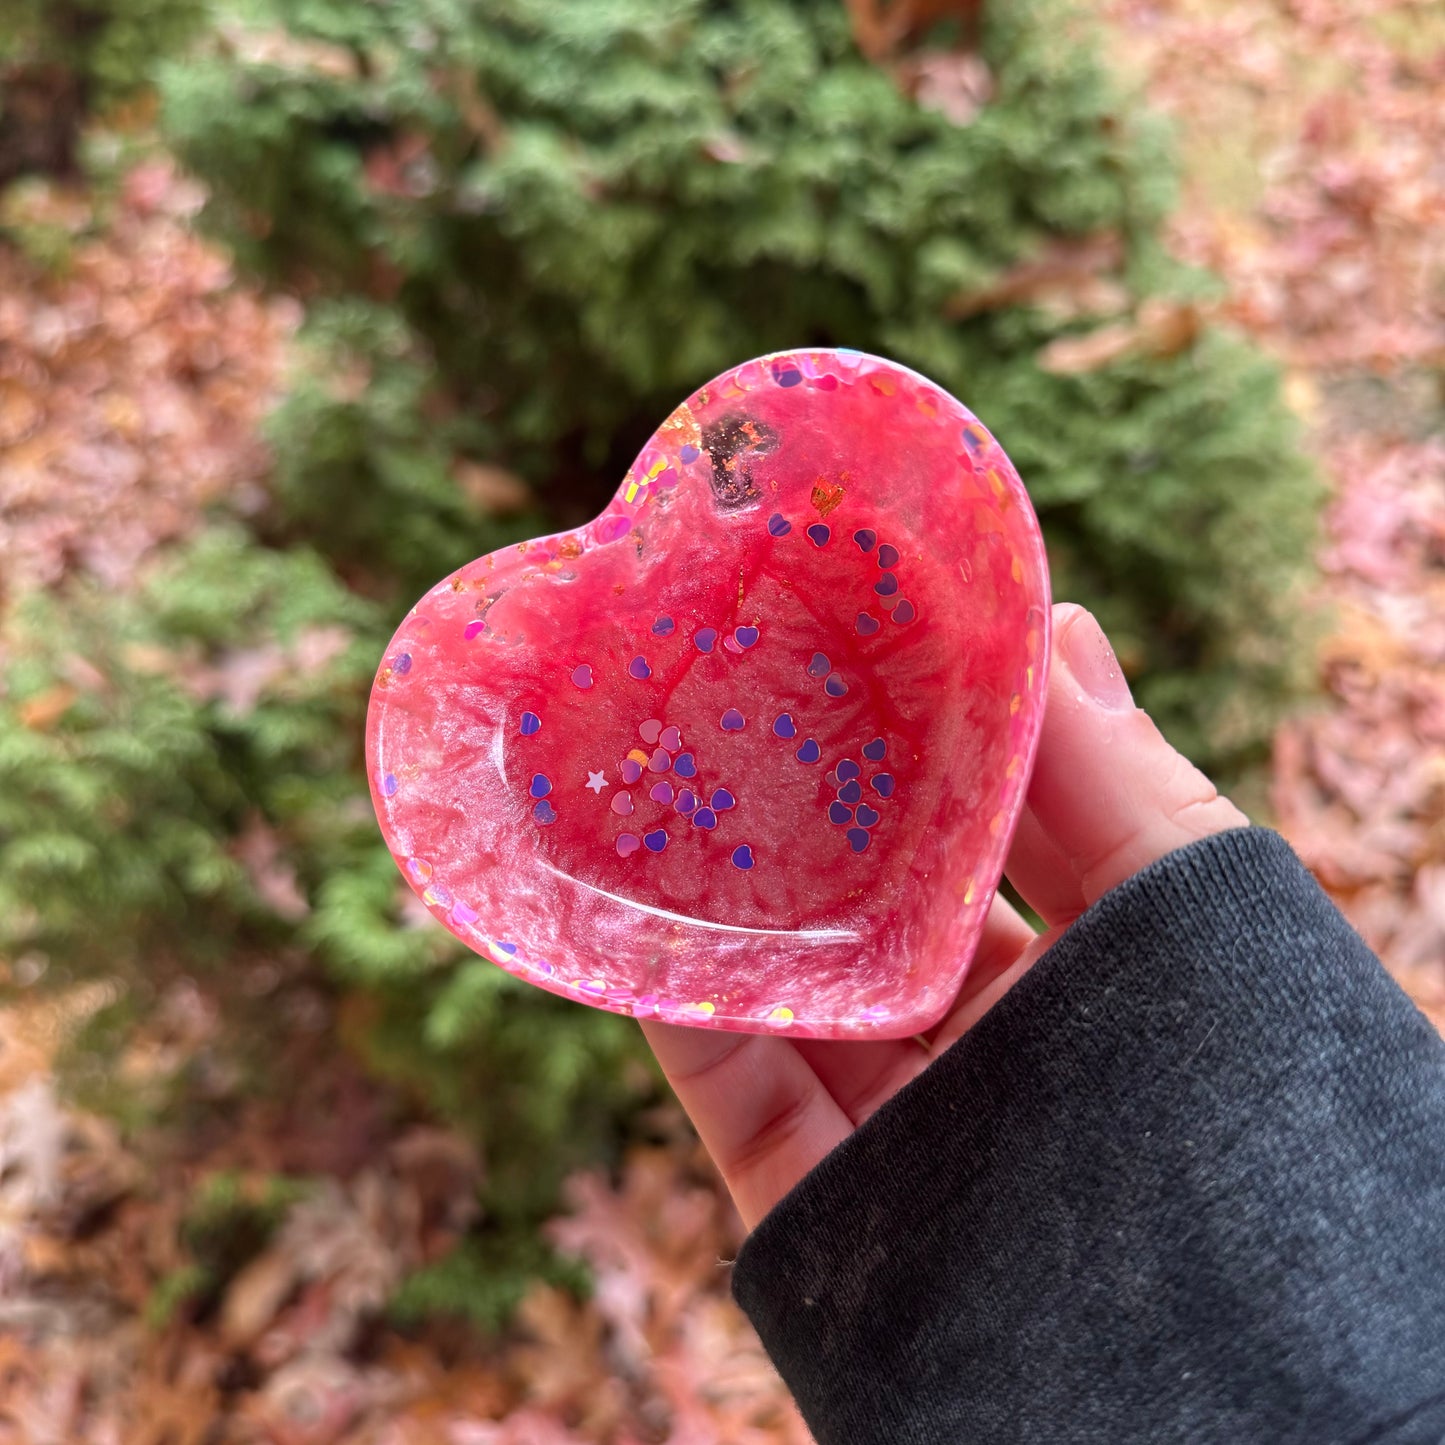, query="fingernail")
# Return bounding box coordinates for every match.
[1060,609,1134,712]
